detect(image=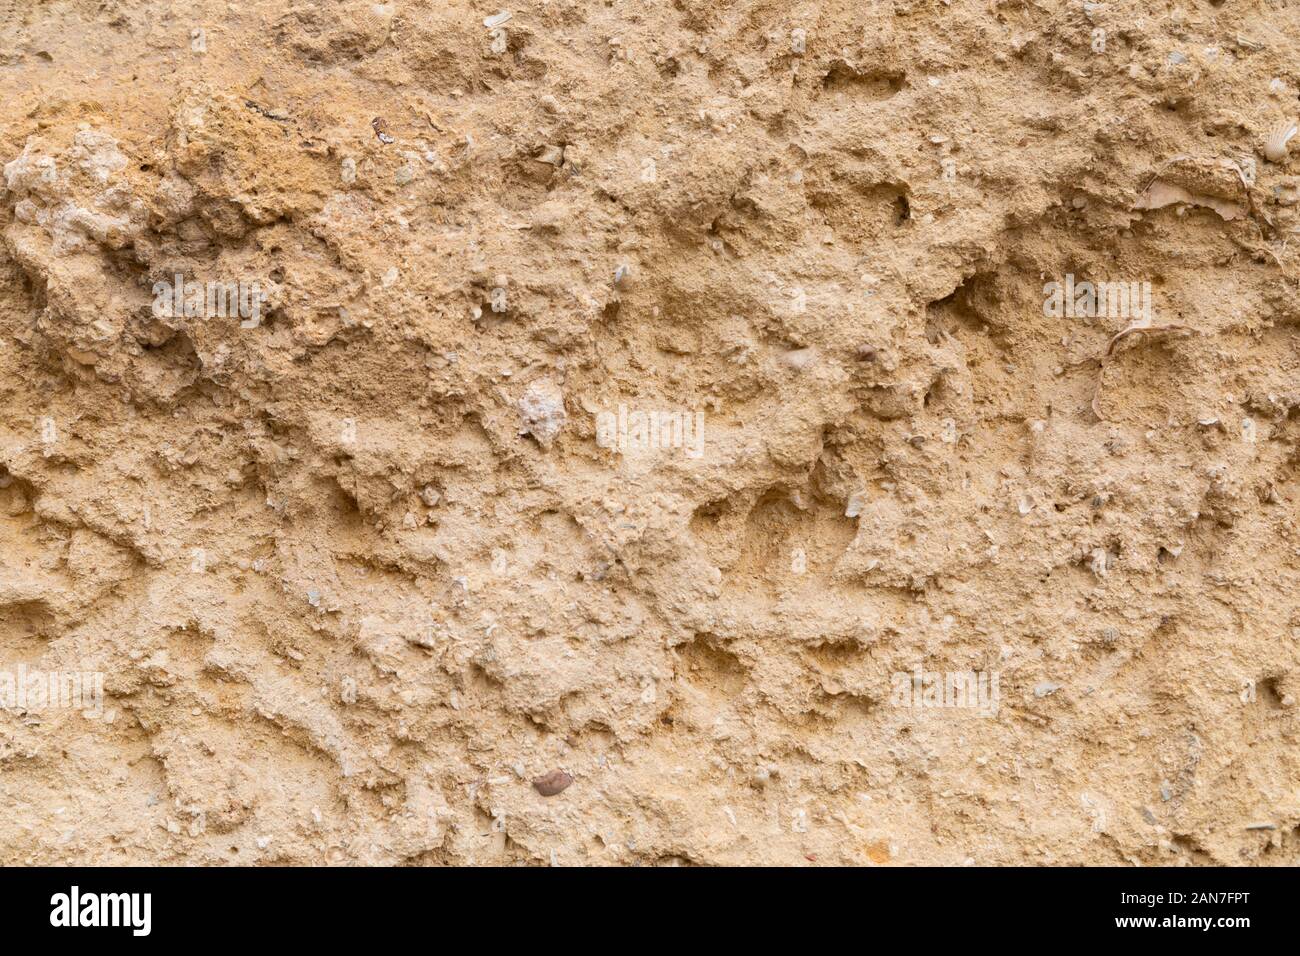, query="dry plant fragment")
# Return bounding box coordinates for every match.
[1091,319,1193,420]
[1105,318,1191,357]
